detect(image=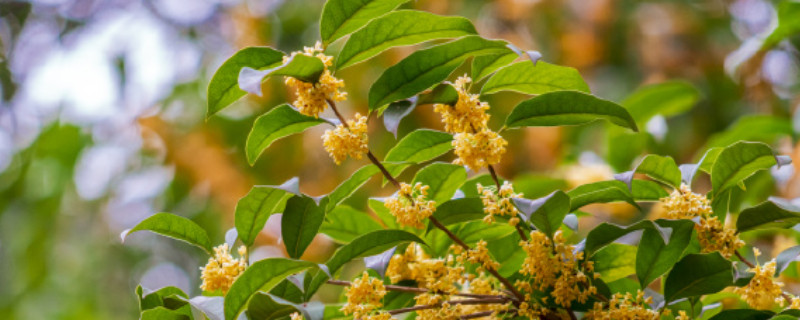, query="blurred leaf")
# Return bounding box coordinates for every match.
[636,219,695,288]
[481,61,589,95]
[584,219,672,257]
[704,115,793,150]
[710,141,779,195]
[206,47,284,117]
[622,80,700,123]
[593,243,636,282]
[236,180,296,247]
[707,310,773,320]
[368,35,510,109]
[282,196,326,259]
[775,245,800,276]
[615,154,681,189]
[320,0,409,45]
[385,129,453,177]
[336,10,477,69]
[412,162,466,204]
[224,258,319,320]
[319,205,383,243]
[123,213,212,254]
[471,52,517,82]
[245,104,327,165]
[664,253,733,302]
[505,91,638,132]
[513,190,570,239]
[764,1,800,48]
[736,199,800,232]
[238,54,325,96]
